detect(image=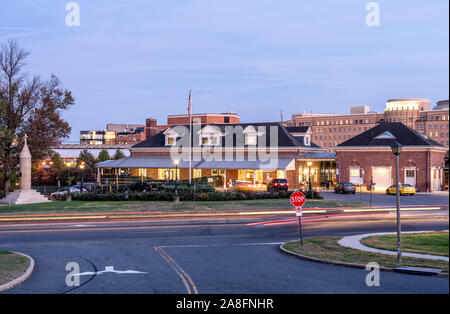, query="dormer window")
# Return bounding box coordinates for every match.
[288,126,312,146]
[198,125,225,146]
[304,136,310,146]
[201,136,220,145]
[243,126,264,146]
[163,128,182,146]
[245,134,257,145]
[166,137,175,145]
